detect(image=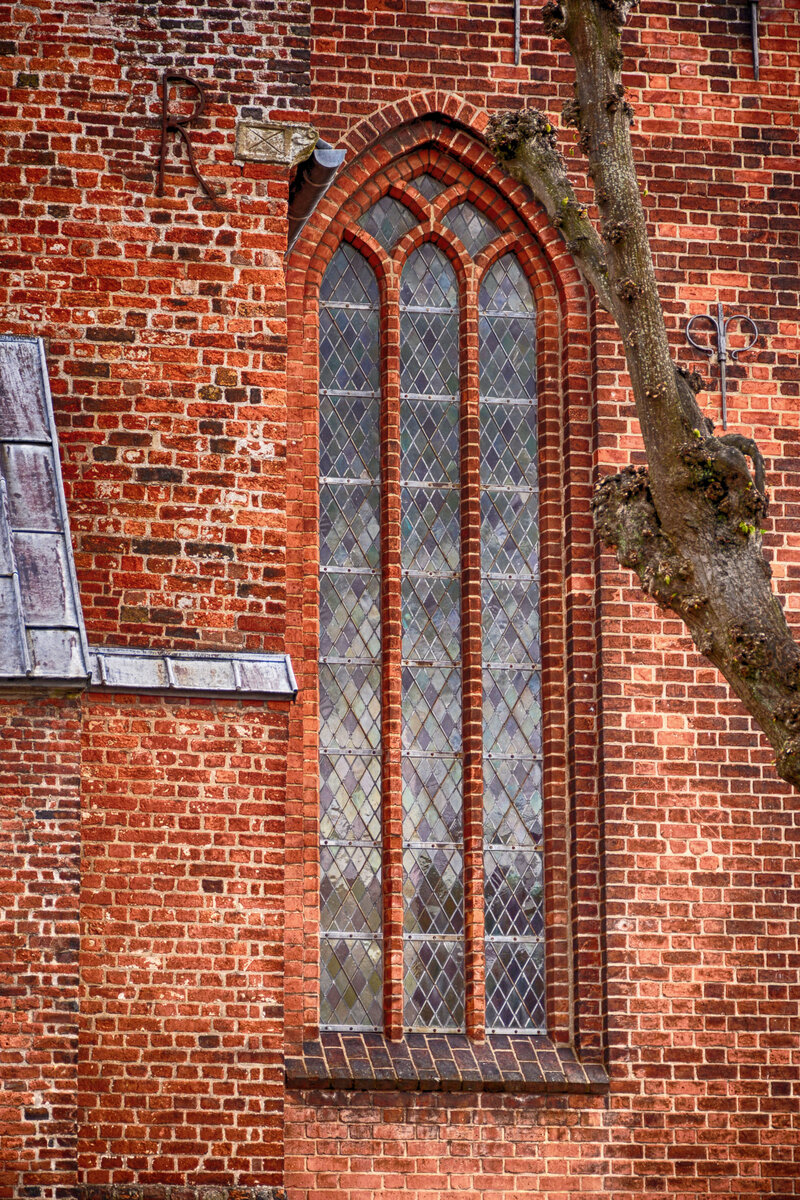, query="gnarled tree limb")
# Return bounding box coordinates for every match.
[486,0,800,789]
